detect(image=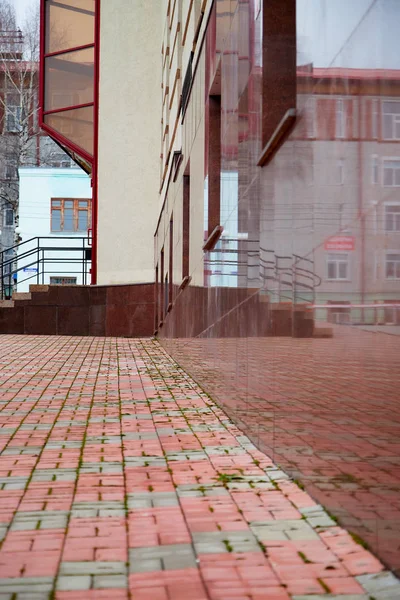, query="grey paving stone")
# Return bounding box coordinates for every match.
[11,512,68,530]
[59,562,127,576]
[14,594,52,600]
[129,544,196,572]
[0,577,53,592]
[93,575,128,588]
[125,457,167,467]
[357,571,400,599]
[122,432,158,440]
[204,446,246,456]
[31,470,77,482]
[56,575,91,591]
[193,531,260,554]
[127,492,179,509]
[250,519,319,541]
[176,484,229,498]
[293,596,368,600]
